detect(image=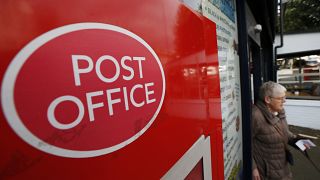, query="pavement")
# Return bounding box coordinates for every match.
[288,125,320,180]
